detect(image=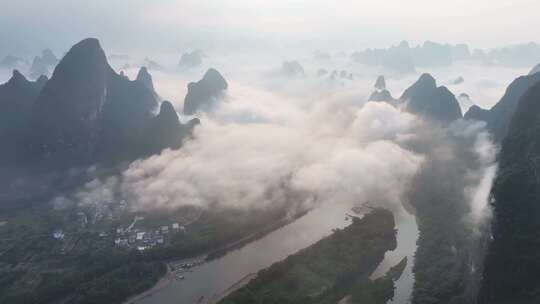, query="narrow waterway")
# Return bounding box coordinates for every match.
[371,204,419,304]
